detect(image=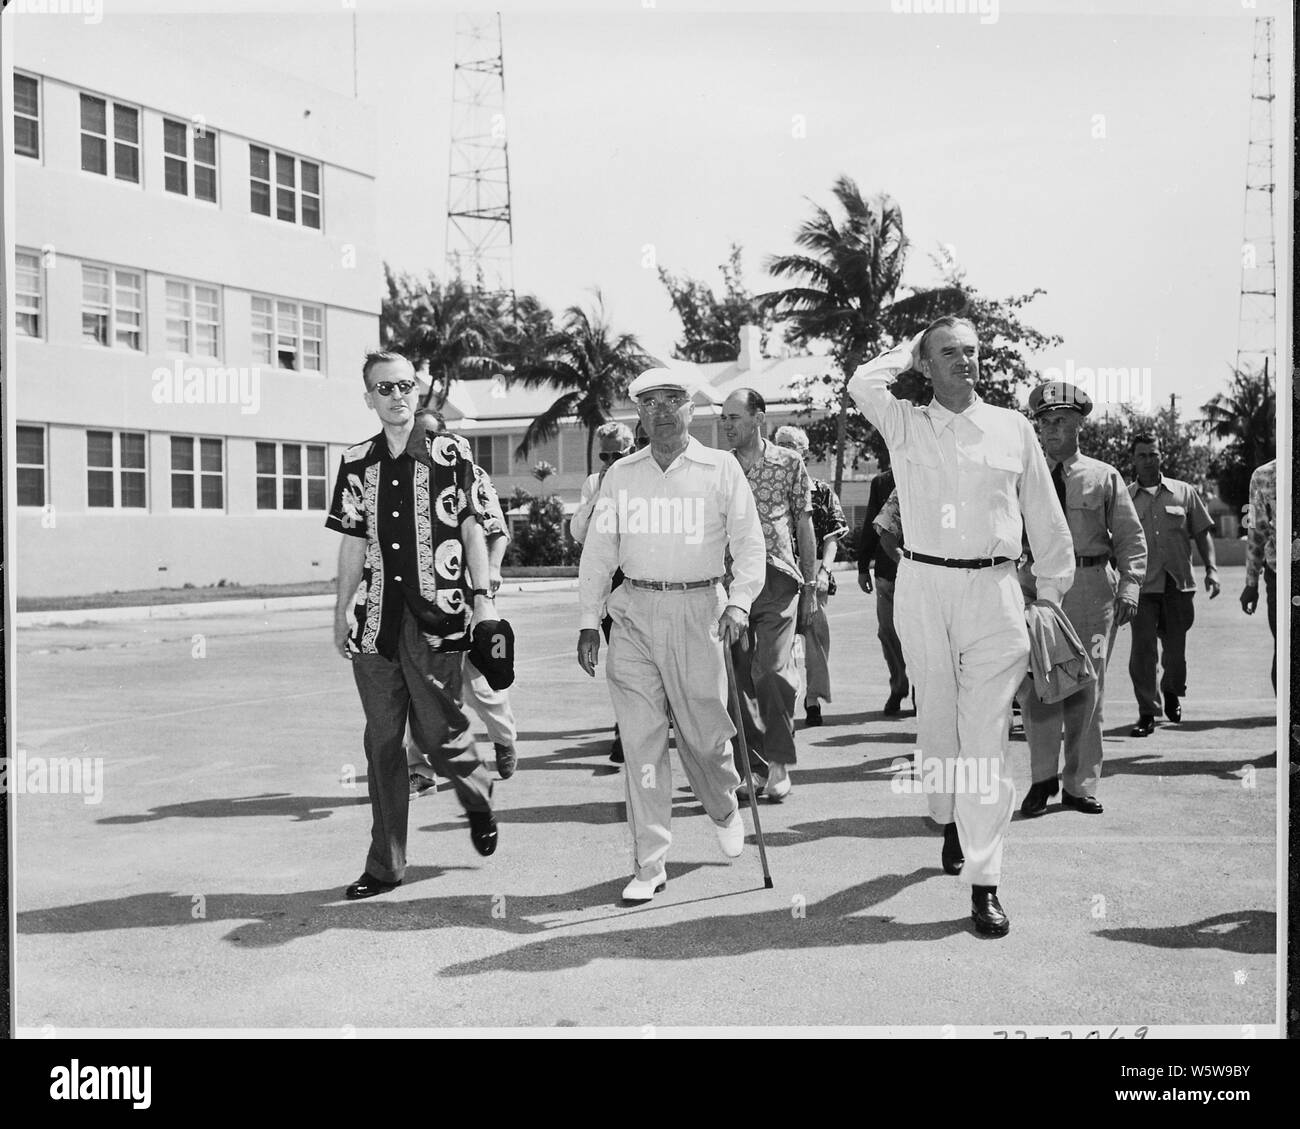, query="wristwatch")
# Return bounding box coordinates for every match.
[470,588,491,599]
